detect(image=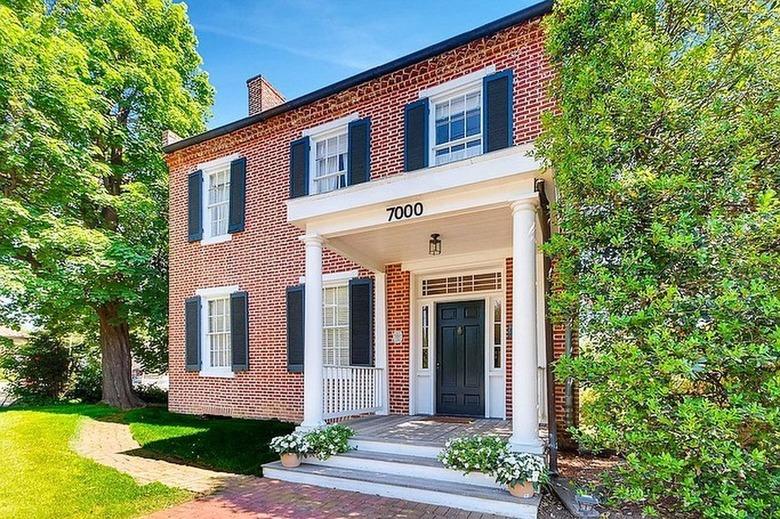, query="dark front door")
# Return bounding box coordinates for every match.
[436,300,485,417]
